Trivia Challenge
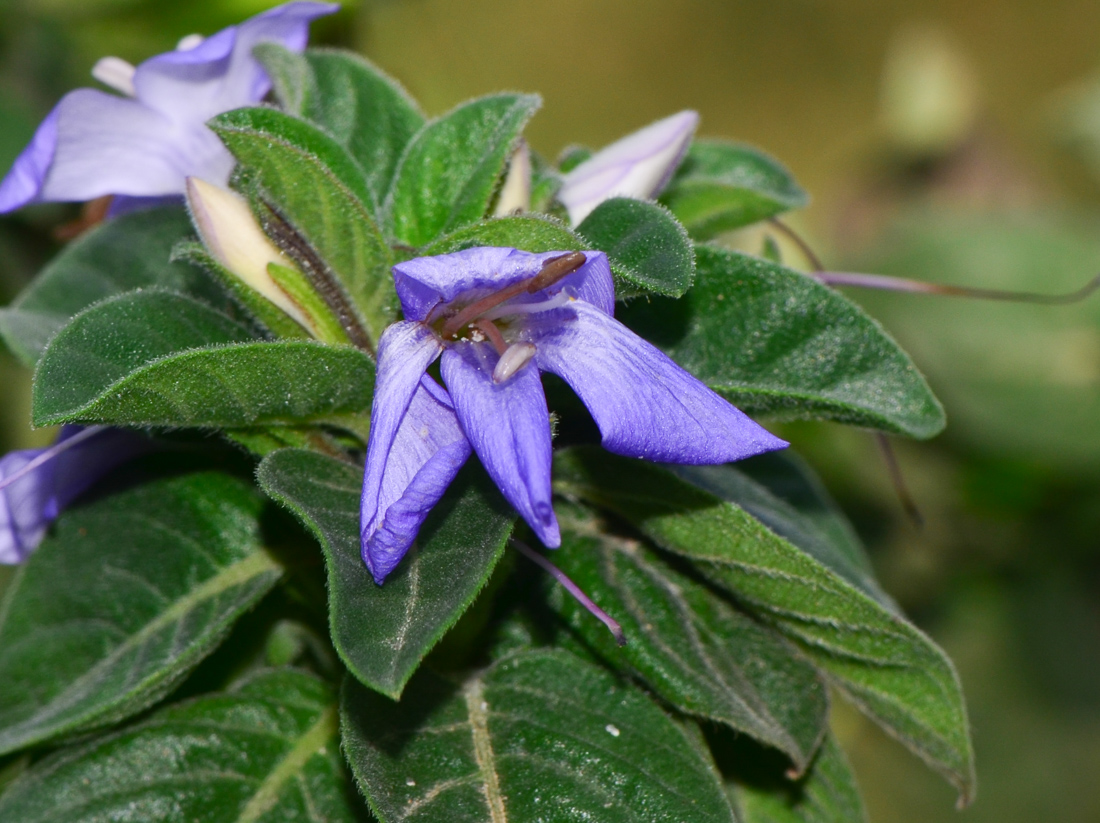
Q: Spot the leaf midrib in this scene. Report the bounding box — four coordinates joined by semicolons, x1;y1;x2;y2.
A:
0;550;281;746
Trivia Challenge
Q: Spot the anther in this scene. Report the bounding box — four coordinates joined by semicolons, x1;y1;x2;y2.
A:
527;252;587;293
493;342;537;383
439;252;588;340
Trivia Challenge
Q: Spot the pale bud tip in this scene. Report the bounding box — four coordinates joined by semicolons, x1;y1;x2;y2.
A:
185;177;311;328
91;57;137;97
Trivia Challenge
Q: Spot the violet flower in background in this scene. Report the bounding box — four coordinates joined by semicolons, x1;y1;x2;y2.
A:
0;1;338;214
557;110;698;225
360;246;787;583
0;427;150;563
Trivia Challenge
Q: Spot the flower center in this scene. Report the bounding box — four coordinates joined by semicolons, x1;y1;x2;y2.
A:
433;252;586;348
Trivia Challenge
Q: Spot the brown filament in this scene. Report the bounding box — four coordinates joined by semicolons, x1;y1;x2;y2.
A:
439;252;587;339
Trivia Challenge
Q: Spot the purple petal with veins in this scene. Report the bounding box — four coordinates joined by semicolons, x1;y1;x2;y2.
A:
360;245;785;581
0;1;337;213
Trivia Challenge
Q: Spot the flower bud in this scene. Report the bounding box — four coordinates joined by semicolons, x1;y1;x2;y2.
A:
493;139;531;216
558;110;699;225
185;177;311;328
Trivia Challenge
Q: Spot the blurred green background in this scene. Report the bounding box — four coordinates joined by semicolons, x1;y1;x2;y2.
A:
3;1;1100;819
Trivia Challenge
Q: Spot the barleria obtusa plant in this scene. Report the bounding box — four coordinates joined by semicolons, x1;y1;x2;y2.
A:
0;2;1002;820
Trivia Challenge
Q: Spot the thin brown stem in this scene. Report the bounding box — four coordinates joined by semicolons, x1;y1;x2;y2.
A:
816;270;1100;305
768;217;825;272
875;433;924;528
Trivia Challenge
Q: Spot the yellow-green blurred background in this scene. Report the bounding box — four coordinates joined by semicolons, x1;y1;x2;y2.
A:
3;1;1100;819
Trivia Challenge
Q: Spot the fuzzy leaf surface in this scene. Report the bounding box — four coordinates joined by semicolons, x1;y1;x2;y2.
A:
661;140;808;239
257;45;424;213
32;290;375;428
552;505;828;773
257;449;514;699
0;669;357;822
0;472;282;756
342;649;737;823
620;246;945;438
211;106;395;346
0;208;219;367
385;94;541;246
576;196;695;297
554;447;975;802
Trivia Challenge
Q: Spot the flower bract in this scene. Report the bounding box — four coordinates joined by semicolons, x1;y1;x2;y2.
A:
360;246;788;583
0;1;338;214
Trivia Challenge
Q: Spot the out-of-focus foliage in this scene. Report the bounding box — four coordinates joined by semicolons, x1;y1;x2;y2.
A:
1;2;1099;822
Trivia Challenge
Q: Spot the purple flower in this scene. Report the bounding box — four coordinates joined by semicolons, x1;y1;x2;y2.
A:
0;427;150;563
558;110;698;225
0;1;338;214
360;247;787;583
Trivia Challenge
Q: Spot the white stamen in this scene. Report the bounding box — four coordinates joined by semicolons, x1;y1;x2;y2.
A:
177;34;205;52
91;57;137;97
480;289;575;322
492;342;537;384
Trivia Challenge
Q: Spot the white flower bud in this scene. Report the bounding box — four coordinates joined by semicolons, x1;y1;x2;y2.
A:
493;139;532;217
558;110;699;225
185;177;311;328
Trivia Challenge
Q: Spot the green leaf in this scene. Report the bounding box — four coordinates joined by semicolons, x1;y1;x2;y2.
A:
256;45;426;215
675;455;894;609
256;449;515;699
620;246;945;438
661;140;808;239
424;214;584;256
552;504;828;772
385;93;541;246
32;290;375;428
0;472;282;756
733;735;867;823
576;196;695;297
210;106;395;347
0;207;220;367
554;447;975;803
342;649;737;823
0;669;358;822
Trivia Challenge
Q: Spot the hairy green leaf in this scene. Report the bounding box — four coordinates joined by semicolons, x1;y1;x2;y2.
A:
0;669;357;822
661;140;808;239
555;447;975;802
620;246;945;438
211;106;395;347
0;208;219;367
258;45;425;214
576;196;695;297
552;504;828;772
32;290;375;428
0;472;282;756
342;649;737;823
385;94;541;246
257;449;515;699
